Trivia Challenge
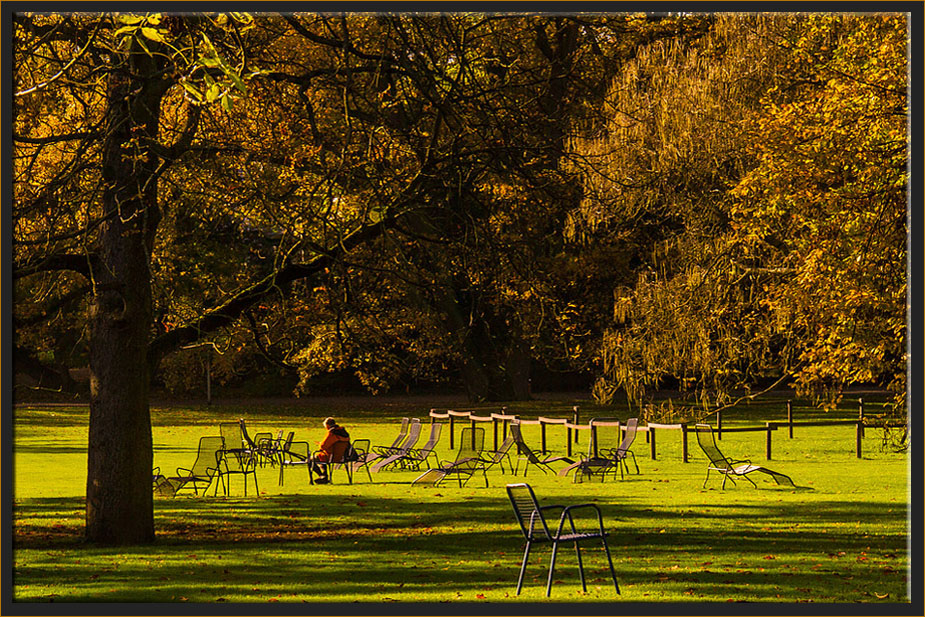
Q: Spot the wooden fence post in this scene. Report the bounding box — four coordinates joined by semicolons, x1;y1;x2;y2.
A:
716;410;723;440
649;426;656;460
858;398;865;438
540;420;548;454
856;421;863;459
787;400;793;438
682;424;689;463
573;406;580;443
449;414;455;450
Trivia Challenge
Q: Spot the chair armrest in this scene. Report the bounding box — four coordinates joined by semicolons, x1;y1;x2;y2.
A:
555;503;607;538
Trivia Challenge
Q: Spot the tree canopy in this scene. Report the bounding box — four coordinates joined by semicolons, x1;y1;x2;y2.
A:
10;11;909;544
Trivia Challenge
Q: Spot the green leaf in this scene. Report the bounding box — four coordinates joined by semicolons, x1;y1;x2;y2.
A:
220;94;233;111
205;83;221;103
117;14;145;25
140;27;165;43
227;71;247;95
180;80;203;102
113;25;138;38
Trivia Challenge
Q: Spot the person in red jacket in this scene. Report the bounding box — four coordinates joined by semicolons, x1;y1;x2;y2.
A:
312;417;350;484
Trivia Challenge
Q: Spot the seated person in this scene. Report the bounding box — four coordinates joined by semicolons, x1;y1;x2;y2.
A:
312;417;350;484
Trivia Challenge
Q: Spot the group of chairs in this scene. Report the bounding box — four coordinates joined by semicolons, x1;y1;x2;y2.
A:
153;413;794;499
152;419;373;498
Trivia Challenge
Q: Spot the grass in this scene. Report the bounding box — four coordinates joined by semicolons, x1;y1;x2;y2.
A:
10;394;913;606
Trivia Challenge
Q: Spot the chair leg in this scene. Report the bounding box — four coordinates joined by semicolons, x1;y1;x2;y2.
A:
516;542;531;595
601;538;620;594
574;541;587;592
546;542;559;597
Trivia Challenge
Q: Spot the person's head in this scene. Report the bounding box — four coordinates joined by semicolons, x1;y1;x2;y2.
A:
323;417;337;429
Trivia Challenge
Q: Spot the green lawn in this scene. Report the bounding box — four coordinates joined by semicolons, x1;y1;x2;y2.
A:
11;397;912;604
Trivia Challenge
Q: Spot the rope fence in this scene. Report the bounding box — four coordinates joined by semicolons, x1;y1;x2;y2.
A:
426;399;905;461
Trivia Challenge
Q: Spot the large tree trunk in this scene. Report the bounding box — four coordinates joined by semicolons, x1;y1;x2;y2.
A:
85;50;166;545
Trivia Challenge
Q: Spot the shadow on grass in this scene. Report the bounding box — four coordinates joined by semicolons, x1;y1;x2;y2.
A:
12;491;909;604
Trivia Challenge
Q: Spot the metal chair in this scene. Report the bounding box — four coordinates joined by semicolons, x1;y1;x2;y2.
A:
165;435;223;496
278;440;311;486
694;423;795;489
312;439;353;485
372;417;413;457
509;420;574;476
215;434;259;496
379;421;442;471
411;426;488;488
370;420;423;472
480;429;516;474
574;417;640;482
345;439;373;482
506;483;619;597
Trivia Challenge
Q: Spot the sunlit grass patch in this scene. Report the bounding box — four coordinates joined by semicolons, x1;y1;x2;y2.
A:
12;399;911;604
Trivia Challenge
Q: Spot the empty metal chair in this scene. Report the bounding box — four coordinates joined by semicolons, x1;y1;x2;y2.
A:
506;483;619;597
694;423;795;489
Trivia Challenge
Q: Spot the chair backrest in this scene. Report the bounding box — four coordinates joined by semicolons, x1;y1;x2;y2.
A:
456;426;485;460
285;441;310;461
239;419;256;448
418;422;443;452
281;430;295;452
388;418;411;449
397;419;423;453
487;430;516;462
328;439;352;463
694;424;730;466
588;417;621;458
345;439;369;462
506;483;551;541
616;418;639;454
219;422;243;450
192;436;224;475
509;421;542;463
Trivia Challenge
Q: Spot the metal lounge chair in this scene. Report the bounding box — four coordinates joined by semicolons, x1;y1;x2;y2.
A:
509;420;574;476
411;426;488;487
370;419;423;472
219;421;244;451
165;435;224;496
694;423;795;489
480;428;516;474
574;417;639;482
506;483;619;597
383;422;443;471
573;417;621;483
372;417;412;457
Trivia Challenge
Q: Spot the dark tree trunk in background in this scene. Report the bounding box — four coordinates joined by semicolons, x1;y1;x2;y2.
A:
85;51;166;545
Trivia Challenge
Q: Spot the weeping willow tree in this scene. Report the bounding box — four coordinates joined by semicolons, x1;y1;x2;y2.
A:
569;13;908;428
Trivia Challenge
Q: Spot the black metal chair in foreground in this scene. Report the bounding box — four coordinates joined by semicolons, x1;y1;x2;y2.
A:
412;426;488;487
694;423;795;489
506;483;619;597
509;420;574;476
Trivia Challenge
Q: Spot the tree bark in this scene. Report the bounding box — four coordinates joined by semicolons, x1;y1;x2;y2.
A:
85;50;166;545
